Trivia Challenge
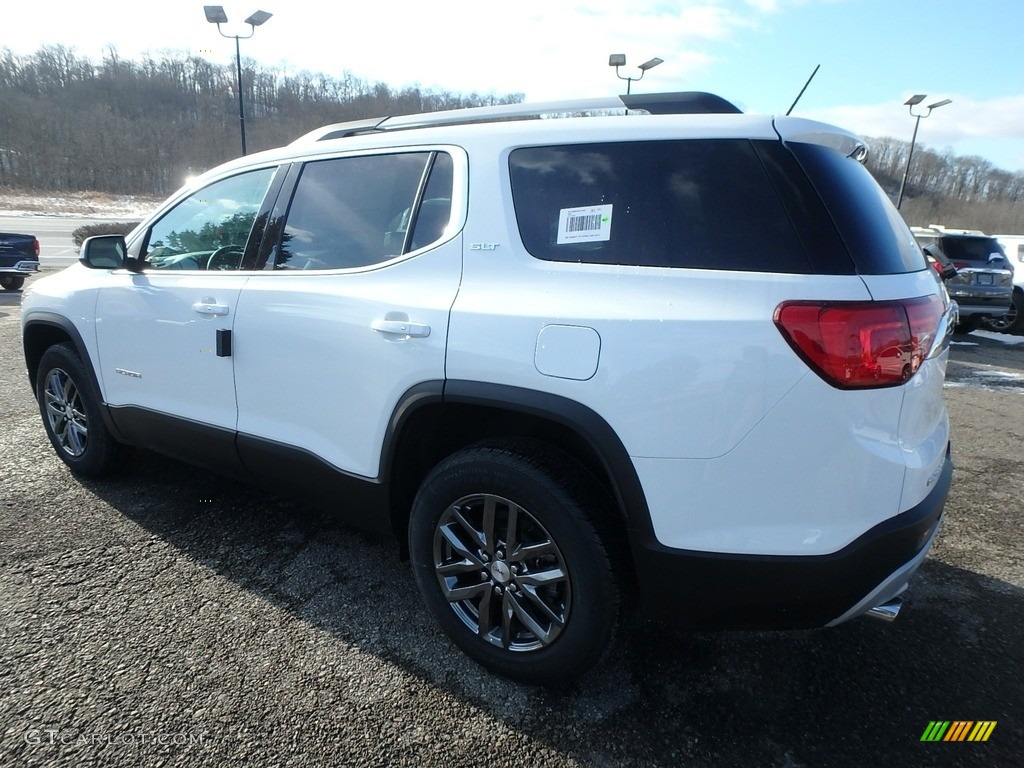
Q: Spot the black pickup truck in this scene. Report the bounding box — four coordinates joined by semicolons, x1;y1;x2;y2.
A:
0;232;40;291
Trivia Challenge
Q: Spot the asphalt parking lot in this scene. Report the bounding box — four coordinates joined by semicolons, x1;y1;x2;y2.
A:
1;276;1021;768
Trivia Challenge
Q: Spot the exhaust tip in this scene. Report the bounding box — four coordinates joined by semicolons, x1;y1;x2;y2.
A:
866;597;903;622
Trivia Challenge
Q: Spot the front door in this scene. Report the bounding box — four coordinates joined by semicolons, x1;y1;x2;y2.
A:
94;168;277;451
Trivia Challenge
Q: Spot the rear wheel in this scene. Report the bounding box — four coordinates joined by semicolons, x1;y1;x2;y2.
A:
36;344;119;476
983;290;1024;335
408;441;621;686
1;275;25;291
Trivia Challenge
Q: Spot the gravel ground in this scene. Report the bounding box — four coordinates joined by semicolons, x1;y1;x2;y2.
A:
1;278;1022;768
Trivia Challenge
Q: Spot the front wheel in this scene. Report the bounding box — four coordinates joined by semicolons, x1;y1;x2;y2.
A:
0;275;25;291
408;441;622;686
36;343;119;476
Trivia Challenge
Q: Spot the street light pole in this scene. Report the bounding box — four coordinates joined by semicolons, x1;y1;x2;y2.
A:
608;54;663;95
204;5;273;157
234;34;245;155
896;94;952;210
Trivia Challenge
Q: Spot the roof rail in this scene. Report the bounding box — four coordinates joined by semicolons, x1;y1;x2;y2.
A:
291;91;742;144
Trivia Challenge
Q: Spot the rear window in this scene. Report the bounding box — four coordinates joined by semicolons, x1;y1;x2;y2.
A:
940;236;1006;263
787;142;926;275
509;140;816;272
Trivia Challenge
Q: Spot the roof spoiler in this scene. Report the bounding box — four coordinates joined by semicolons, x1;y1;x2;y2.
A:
620;92;742;115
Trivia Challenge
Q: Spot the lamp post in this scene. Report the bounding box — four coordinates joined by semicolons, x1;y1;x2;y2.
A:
896;94;952;210
608;54;663;95
204;5;273;156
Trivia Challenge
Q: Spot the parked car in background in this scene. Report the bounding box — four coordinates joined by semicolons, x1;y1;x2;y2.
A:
911;225;1013;334
0;231;40;291
987;234;1024;334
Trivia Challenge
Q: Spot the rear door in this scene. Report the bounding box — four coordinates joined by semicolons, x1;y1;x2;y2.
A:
232;148;463;481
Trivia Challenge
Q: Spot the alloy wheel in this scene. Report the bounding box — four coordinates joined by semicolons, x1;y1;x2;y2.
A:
432;493;571;652
42;368;88;457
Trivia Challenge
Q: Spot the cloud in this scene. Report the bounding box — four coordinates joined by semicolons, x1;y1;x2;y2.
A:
798;93;1024;171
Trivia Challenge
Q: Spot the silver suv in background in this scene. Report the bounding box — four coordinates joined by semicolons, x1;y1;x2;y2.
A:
911;225;1014;333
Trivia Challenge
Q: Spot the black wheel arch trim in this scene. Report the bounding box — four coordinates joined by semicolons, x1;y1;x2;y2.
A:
22;312;128;443
382;379;654;536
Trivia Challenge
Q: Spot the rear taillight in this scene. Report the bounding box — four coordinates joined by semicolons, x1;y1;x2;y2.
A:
33;238;40;257
774;295;943;389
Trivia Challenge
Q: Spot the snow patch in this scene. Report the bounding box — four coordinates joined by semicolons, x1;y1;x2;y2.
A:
0;192;160;219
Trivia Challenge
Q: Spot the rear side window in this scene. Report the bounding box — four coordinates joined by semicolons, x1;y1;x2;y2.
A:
787;142;926;275
274;151;451;270
509;140;813;272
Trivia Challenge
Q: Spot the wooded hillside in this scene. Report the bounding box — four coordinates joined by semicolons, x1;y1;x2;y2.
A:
0;46;520;196
864;136;1024;233
1;45;1022;232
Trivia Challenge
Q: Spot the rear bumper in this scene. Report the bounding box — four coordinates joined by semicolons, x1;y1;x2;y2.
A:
0;259;40;275
953;298;1011;318
630;445;953;628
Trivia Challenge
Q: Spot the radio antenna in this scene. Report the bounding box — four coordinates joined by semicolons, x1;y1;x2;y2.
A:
786;64;820;115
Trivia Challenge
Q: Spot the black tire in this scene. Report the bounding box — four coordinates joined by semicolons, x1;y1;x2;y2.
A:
408;441;622;687
982;289;1024;335
36;343;119;476
1;275;25;291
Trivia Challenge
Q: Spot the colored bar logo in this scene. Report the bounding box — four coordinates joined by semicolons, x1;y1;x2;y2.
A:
920;721;996;742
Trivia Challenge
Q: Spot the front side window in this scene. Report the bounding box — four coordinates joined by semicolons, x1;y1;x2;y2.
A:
143;168;276;270
509;140;811;272
274;151;451;270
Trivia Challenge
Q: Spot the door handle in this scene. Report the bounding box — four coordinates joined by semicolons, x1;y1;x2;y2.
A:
192;301;230;316
372;319;430;338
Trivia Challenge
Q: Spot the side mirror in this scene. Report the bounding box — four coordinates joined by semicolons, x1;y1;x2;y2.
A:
80;234;127;269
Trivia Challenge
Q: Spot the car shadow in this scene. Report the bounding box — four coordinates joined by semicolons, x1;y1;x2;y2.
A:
76;450;1023;766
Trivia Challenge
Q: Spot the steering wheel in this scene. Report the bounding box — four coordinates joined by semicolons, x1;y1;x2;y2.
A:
206;245;244;271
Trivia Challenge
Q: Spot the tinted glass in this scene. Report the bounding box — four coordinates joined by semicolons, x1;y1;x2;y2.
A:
753;142;856;275
788;142;926;275
144;168;275;270
509;140;812;272
940;236;1007;264
408;153;453;252
276;152;432;270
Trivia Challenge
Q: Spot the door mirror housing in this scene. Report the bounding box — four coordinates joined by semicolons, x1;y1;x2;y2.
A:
80;234;128;269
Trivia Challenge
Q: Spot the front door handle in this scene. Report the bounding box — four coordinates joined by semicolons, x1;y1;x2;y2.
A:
192;301;229;316
372;319;430;338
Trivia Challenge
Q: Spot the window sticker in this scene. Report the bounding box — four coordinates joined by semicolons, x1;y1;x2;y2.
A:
556;204;613;244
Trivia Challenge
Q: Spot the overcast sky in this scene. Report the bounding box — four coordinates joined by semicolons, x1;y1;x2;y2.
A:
5;0;1023;172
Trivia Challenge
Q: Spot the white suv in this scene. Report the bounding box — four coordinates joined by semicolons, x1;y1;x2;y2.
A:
21;93;955;686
